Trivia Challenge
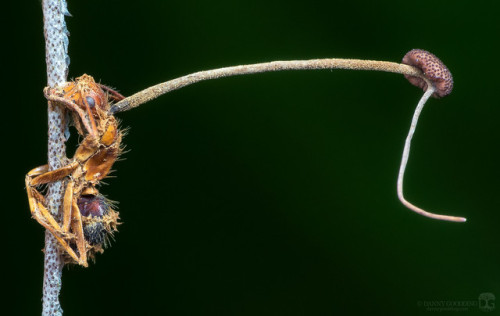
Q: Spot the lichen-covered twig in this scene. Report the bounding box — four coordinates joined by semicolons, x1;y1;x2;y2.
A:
42;0;71;315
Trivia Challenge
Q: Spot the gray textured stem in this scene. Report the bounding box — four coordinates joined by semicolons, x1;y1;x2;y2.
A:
42;0;70;315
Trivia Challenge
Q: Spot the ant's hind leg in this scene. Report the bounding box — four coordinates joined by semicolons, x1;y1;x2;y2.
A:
25;165;87;266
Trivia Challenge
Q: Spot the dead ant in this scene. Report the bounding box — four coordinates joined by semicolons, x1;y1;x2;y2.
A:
27;50;466;267
26;74;124;267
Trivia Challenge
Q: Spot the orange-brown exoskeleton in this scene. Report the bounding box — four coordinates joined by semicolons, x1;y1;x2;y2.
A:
26;74;125;267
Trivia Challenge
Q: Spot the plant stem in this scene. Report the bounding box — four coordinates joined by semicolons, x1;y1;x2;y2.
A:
42;0;70;315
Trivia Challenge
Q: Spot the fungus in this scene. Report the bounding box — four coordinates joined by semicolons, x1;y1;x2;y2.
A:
397;49;465;222
108;53;466;222
402;49;453;98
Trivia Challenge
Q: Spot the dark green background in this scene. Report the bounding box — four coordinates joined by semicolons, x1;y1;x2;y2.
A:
6;0;500;315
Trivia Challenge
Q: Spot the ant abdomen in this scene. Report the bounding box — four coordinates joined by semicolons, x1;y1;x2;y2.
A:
77;194;119;247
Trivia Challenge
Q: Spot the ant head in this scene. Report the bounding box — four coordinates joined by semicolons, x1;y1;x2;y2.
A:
63;74;109;114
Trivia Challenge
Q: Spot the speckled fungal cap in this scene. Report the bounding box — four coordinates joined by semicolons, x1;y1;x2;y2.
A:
402;49;453;98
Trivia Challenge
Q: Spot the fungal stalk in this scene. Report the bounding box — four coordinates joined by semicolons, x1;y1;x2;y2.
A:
397;85;465;222
111;50;466;222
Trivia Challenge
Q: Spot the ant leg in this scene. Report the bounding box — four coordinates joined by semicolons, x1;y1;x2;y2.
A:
61;180;74;232
26;166;87;266
30;161;78;186
71;199;87;266
26;169;66;237
43;87;96;136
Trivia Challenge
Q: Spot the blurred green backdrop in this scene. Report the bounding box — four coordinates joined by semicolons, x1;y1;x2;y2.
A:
6;0;500;315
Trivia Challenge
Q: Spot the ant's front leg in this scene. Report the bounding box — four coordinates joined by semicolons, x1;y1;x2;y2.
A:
43;86;97;137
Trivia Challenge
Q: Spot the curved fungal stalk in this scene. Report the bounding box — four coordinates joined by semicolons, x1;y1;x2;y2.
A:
396;85;466;222
109;50;465;222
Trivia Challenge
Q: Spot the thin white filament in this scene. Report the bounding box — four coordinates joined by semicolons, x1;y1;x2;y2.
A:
397;86;466;222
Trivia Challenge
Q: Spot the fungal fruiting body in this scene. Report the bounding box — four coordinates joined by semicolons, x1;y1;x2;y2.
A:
402;49;453;98
107;51;464;222
398;49;466;222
